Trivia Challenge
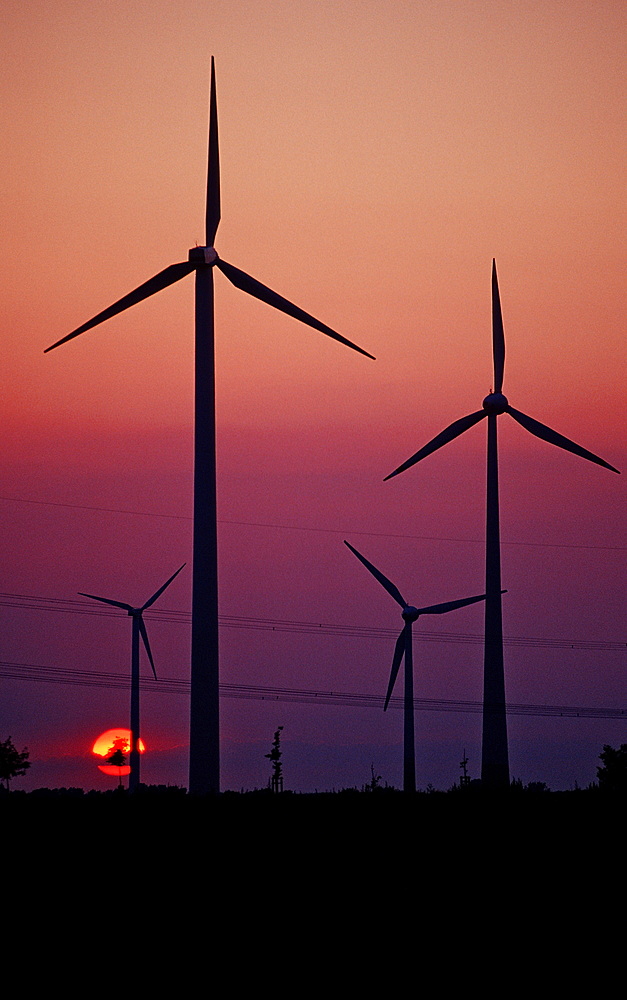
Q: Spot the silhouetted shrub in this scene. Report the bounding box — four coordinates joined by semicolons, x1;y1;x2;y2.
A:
597;744;627;793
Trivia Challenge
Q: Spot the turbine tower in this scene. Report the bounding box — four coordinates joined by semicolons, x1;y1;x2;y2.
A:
80;564;186;792
344;540;489;792
45;59;374;794
385;260;619;788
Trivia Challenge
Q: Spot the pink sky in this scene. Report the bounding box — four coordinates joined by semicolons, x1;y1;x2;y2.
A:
0;1;624;791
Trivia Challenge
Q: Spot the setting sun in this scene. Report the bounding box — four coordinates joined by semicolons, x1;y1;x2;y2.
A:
93;729;146;777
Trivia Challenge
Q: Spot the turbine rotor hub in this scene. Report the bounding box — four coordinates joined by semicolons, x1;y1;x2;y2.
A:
402;605;419;622
482;391;509;414
188;246;218;265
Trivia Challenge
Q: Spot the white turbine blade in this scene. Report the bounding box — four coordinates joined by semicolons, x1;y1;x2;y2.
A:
205;56;220;247
492;259;505;393
215;257;375;359
344;541;406;608
507;406;619;473
78;592;132;612
384;628;407;712
44;262;196;352
141;563;187;611
384;411;487;481
416;592;495;616
138;616;157;680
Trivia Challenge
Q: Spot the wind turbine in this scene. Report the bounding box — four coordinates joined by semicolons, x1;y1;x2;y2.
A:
80;564;186;792
385;260;619;789
45;59;374;794
344;540;490;793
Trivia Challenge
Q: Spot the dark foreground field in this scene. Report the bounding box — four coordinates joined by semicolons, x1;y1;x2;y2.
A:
4;785;619;968
4;783;621;861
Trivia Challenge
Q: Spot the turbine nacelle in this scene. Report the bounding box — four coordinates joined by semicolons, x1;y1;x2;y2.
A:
402;605;420;622
189;246;219;265
482;391;509;414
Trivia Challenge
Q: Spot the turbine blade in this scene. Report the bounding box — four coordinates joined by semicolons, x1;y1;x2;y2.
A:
206;56;220;246
215;258;375;359
492;259;505;393
44;262;196;352
384;628;407;712
78;592;132;612
507;406;620;474
141;563;187;611
344;540;406;608
416;592;491;616
138;616;157;680
384;410;486;481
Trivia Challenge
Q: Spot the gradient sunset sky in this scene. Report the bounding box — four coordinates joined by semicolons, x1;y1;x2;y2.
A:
1;0;624;791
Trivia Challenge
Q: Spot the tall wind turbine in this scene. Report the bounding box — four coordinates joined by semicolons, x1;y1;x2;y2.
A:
80;564;186;792
45;59;374;794
344;540;489;792
385;260;619;788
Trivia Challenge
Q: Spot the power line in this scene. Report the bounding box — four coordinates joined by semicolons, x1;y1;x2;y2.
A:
0;494;624;551
0;591;623;651
0;495;190;521
1;659;624;721
220;519;626;552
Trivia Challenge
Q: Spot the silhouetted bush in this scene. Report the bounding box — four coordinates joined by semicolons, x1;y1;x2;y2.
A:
597;744;627;793
0;736;30;790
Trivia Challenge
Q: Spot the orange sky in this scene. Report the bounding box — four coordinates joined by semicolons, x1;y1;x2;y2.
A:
0;1;624;791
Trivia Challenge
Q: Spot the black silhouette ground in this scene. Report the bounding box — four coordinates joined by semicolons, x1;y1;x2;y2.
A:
4;783;618;975
3;782;621;867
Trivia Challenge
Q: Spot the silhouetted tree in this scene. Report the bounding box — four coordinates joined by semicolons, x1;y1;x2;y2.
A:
106;747;127;788
597;744;627;793
105;736;128;758
459;749;470;787
363;763;382;792
265;726;284;793
0;736;31;790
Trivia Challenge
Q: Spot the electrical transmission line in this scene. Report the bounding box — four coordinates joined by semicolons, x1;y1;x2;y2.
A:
1;659;623;721
0;592;622;652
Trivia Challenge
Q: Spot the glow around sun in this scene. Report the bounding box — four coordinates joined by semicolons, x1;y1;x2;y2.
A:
92;728;145;777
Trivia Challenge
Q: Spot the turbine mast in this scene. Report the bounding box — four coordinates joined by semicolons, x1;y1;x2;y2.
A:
189;260;219;794
129;612;141;792
403;625;416;794
482;412;509;787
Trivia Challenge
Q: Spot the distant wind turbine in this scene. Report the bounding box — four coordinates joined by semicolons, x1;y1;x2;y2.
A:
45;59;374;794
80;564;185;792
344;540;490;793
385;260;619;788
